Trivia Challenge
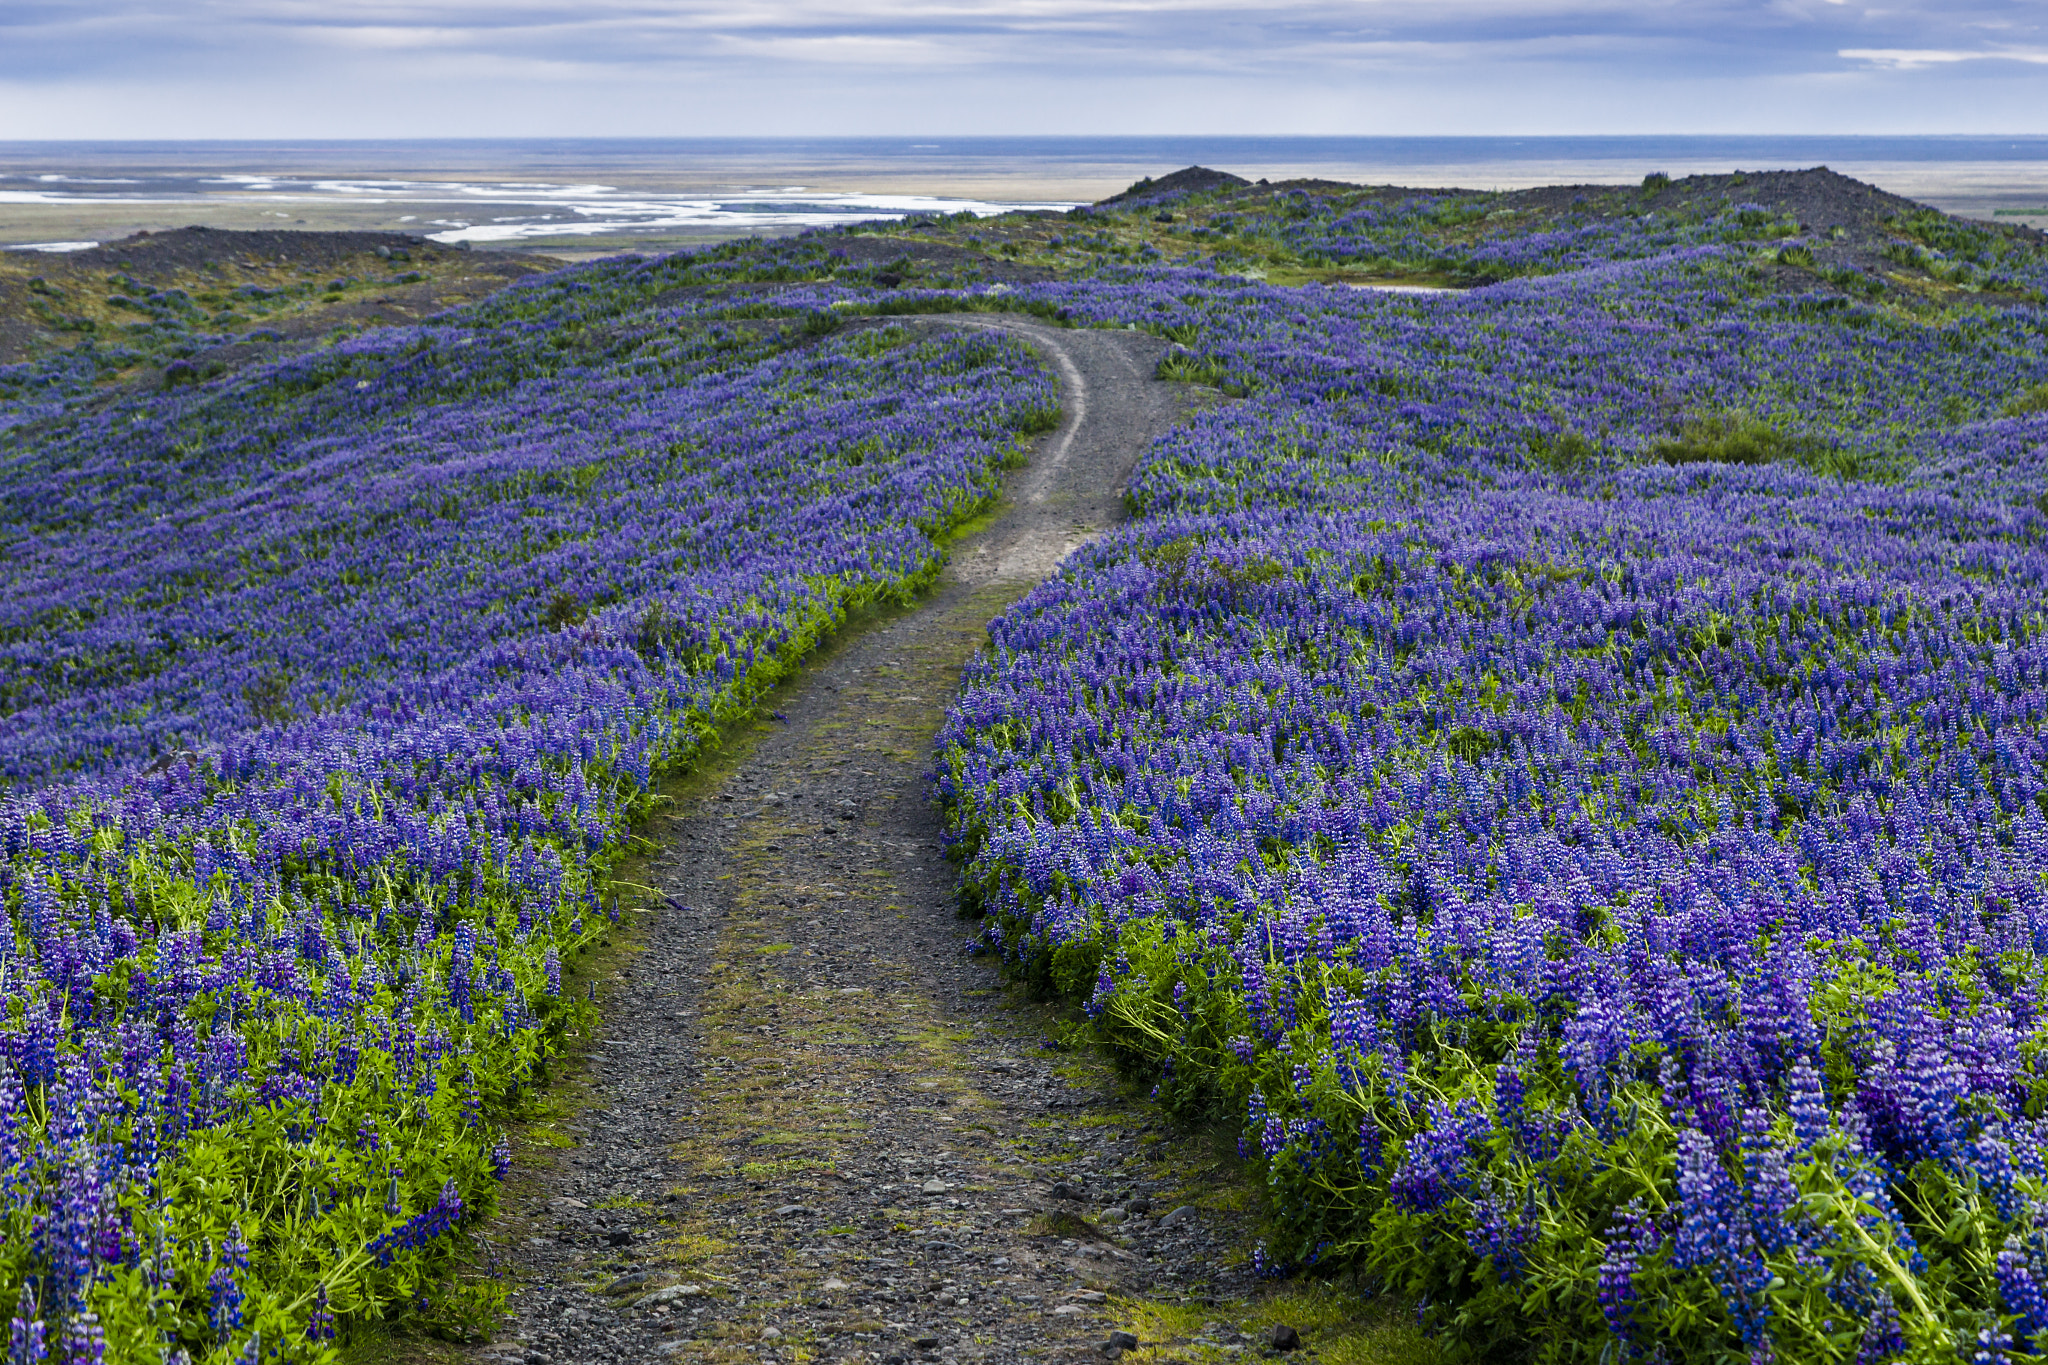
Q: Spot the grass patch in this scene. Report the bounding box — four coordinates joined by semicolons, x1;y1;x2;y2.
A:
1646;410;1892;480
1027;1210;1104;1239
1111;1285;1439;1365
2004;381;2048;416
663;1229;735;1272
1650;411;1817;466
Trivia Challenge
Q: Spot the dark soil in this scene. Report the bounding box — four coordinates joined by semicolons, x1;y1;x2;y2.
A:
454;320;1282;1365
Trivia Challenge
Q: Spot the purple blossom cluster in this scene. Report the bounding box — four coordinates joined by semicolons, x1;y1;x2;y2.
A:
1037;252;2041;468
1267;191;1809;279
364;1182;462;1267
2;303;1051;786
0;263;1053;1359
934;237;2048;1356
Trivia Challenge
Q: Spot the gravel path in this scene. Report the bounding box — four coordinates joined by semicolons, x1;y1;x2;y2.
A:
465;318;1262;1365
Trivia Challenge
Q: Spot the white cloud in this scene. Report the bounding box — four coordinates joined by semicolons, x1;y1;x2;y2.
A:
690;31;975;66
298;24;494;50
1;0;2045;134
1839;46;2048;69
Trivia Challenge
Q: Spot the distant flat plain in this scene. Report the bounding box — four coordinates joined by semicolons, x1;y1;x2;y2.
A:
2;137;2045;259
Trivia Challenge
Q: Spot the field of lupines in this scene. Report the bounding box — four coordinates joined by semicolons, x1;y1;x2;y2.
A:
932;192;2048;1359
0;249;1055;1361
9;166;2048;1363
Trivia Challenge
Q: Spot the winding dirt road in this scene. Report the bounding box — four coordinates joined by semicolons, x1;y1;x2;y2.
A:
460;319;1261;1365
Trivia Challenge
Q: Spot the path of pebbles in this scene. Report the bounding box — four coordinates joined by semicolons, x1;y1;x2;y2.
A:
464;319;1268;1365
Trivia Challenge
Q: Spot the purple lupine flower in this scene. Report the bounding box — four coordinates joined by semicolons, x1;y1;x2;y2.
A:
221;1223;249;1271
1999;1240;2048;1354
1260;1114;1288;1159
1741;1111;1800;1258
1975;1321;2015;1365
1673;1128;1771;1347
1084;965;1115;1020
1388;1099;1490;1215
1250;1242;1287;1279
1464;1180;1534;1283
0;1068;23;1177
1786;1059;1830;1154
9;1288;44;1365
1598;1201;1661;1354
305;1286;336;1343
48;1141;104;1318
58;1315;102;1365
1856;1292;1905;1365
1972;1136;2025;1224
207;1264;243;1346
365;1178;465;1266
449;921;476;1022
1240;1088;1270;1161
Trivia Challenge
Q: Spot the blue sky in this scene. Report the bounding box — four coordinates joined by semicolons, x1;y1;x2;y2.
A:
1;0;2043;138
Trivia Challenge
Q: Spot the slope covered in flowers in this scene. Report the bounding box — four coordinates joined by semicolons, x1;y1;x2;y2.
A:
0;253;1054;1361
1057;165;2048;304
933;197;2048;1359
7;162;2047;1363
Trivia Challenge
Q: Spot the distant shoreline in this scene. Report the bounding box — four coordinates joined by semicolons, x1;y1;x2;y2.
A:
4;134;2046;255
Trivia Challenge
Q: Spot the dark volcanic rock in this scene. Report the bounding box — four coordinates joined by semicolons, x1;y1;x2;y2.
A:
1099;166;1253;206
63;226;530;281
